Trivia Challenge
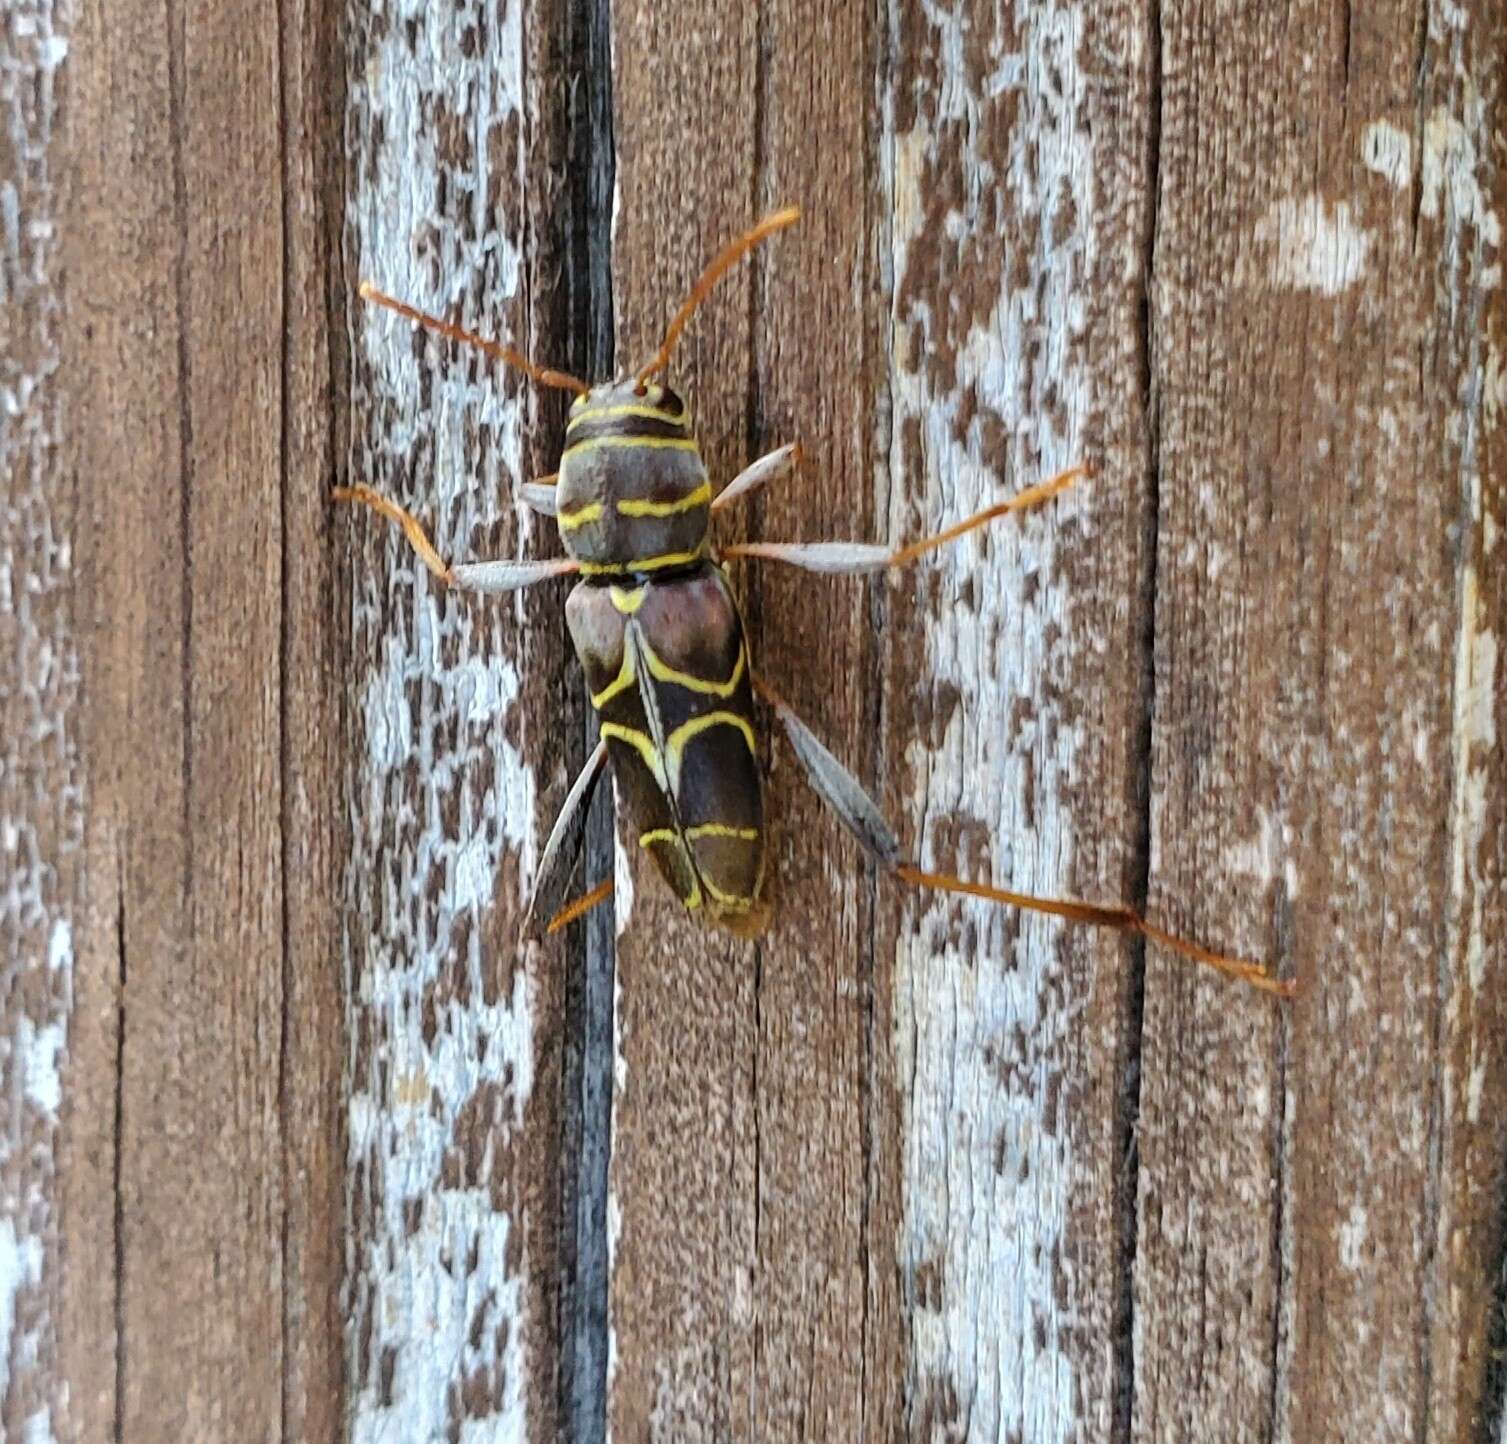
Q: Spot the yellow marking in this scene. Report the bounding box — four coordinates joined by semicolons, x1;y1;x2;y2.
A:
639;823;759;848
617;482;713;519
609;585;646;614
589;650;636;710
579;550;703;577
665;710;757;791
703;878;754;909
561;435;701;460
640;638;746;698
635;828;702;909
566;401;689;431
598;722;667;790
556;500;605;531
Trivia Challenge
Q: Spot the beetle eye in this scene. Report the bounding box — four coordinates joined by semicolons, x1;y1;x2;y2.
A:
659;385;684;414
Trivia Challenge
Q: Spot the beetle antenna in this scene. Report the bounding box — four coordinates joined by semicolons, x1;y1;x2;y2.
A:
636;206;801;386
359;281;591;397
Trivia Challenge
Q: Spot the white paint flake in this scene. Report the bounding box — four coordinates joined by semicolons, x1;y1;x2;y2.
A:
1421;108;1503;258
1252;195;1374;296
346;0;545;1435
1225;807;1299;899
884;0;1091;1436
1361;121;1413;191
1449;564;1496;996
1337;1203;1369;1271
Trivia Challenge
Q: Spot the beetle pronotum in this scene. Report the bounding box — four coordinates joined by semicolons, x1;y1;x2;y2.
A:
339;207;1292;997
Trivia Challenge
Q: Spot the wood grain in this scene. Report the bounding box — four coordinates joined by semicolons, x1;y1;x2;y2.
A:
53;0;294;1434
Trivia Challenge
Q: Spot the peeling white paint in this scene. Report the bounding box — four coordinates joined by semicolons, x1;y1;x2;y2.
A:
1421;109;1503;255
1337;1203;1369;1271
346;0;545;1435
1448;564;1496;996
1361;122;1413;191
2;0;77;1434
884;0;1091;1436
1251;194;1374;296
1225;807;1298;898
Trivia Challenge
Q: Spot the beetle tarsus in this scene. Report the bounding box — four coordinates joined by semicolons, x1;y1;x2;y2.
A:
334;484;455;583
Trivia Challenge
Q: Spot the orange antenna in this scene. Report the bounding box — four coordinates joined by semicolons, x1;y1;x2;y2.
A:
359;281;591;397
635;206;801;385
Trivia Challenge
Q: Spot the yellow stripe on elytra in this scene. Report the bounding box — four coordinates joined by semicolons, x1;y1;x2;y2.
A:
578;550;703;576
635;828;703;909
617;482;713;519
638;822;759;848
665;711;757;792
639;636;746;699
589;650;636;710
702;879;755;909
556;500;605;531
598;721;667;790
561;435;701;460
566;402;689;431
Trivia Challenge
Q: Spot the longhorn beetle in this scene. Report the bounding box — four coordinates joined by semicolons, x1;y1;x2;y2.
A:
338;207;1293;997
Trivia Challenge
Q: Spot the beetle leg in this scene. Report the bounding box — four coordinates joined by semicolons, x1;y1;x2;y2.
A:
519;475;558;516
721;463;1087;575
711;443;802;513
752;671;1293;997
522;737;610;939
546;876;614;935
335;484;578;591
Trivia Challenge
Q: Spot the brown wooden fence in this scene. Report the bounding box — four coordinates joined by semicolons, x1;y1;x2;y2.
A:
4;0;1505;1439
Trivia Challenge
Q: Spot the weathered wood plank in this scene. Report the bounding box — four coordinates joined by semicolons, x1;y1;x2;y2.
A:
875;0;1160;1437
2;2;79;1439
602;11;764;1437
607;0;1159;1438
1133;3;1507;1442
51;0;292;1434
342;0;578;1436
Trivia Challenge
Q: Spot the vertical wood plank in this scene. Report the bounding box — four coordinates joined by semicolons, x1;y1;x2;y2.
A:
602;9;762;1436
2;2;79;1439
607;0;1161;1438
342;0;577;1435
875;0;1160;1437
745;4;883;1434
55;0;294;1432
1133;2;1507;1441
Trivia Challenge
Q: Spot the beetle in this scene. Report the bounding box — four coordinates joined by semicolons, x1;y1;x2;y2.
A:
338;208;1291;996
